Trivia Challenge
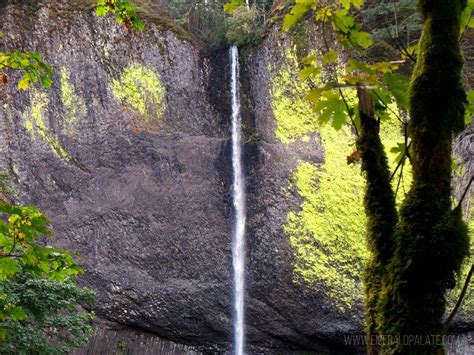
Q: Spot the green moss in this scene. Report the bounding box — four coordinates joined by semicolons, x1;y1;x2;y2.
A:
270;45;319;144
24;90;71;161
60;67;86;134
285;126;368;311
271;42;412;315
111;64;166;119
377;1;470;350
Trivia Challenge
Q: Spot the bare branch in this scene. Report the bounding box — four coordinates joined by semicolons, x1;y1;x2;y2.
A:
445;265;474;326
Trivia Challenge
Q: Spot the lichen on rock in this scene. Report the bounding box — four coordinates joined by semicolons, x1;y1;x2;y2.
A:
269;41;367;311
111;64;166;127
270;45;319;144
60;67;86;134
23;90;72;161
285;126;368;312
271;39;416;314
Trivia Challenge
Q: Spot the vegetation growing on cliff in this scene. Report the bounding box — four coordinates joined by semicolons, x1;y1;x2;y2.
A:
60;68;87;134
0;1;147;351
282;0;473;353
270;43;412;313
0;204;95;352
112;64;166;118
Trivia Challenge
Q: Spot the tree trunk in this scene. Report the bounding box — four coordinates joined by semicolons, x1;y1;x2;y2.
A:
376;0;470;353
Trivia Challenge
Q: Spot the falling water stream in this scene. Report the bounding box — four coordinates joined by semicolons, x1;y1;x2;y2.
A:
230;45;246;355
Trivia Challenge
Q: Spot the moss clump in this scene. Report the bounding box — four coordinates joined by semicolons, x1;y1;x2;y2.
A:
286;125;368;311
60;67;86;134
356;87;398;352
270;45;319;143
271;41;413;315
23;90;71;161
111;64;166;122
273;43;368;311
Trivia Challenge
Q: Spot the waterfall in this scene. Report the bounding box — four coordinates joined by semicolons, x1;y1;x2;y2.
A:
230;45;246;355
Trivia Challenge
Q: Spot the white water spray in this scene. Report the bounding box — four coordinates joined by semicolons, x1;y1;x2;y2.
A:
230;45;246;355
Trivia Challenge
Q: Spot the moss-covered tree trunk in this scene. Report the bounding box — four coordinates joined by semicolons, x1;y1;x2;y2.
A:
376;0;469;353
356;86;398;355
357;1;470;353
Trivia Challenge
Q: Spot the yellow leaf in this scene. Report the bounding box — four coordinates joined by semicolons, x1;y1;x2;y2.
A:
18;78;29;90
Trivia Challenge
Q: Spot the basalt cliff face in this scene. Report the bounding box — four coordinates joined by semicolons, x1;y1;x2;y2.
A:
0;1;472;354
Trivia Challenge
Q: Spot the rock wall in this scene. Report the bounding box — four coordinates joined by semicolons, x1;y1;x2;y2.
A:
0;1;472;354
0;0;237;351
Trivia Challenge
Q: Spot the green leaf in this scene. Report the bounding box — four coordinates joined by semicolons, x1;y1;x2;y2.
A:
96;5;108;17
460;2;474;32
384;73;410;110
313;91;348;130
341;0;364;10
332;9;354;32
300;65;321;81
40;75;53;88
390;143;406;164
322;49;338;64
372;89;393;121
401;44;418;60
223;0;245;14
0;233;10;247
0;258;19;278
283;0;315;31
301;53;317;65
133;19;145;31
350;30;373;48
10;306;27;321
305;87;325;104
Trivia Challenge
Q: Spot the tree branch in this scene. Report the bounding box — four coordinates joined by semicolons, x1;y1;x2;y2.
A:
445;264;474;326
457;175;473;209
389;141;412;182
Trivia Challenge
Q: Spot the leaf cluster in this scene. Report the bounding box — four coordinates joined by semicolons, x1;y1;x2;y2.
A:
0;272;94;354
96;0;145;30
283;0;370;48
283;0;473;166
0;204;84;317
0;203;95;352
0;51;53;91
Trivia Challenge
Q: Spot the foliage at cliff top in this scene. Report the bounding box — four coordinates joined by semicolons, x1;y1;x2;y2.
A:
165;0;269;45
96;0;145;30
